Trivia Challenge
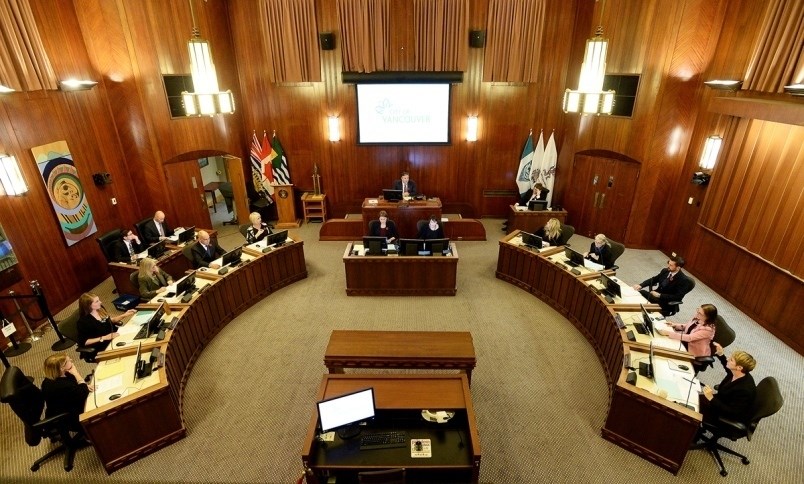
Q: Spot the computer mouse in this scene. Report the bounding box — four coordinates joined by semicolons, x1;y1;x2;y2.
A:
109;394;121;400
678;364;690;371
157;298;165;302
115;342;125;347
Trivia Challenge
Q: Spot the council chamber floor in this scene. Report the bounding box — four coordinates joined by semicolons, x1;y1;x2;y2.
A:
1;219;801;484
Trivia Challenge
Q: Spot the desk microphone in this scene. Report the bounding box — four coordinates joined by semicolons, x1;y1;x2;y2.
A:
92;371;98;409
681;376;697;411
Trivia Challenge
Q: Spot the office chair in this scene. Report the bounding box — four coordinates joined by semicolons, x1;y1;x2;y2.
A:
368;220;380;235
559;224;575;246
239;224;249;240
129;271;143;301
607;239;625;270
182;241;197;263
134;217;151;240
95;229;121;263
218;182;239;226
0;366;83;472
664;278;696;316
56;310;97;363
358;467;406;483
694;316;737;373
416;219;427;236
696;377;783;477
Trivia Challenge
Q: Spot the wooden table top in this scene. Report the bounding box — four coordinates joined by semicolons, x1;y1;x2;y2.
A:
325;330;475;360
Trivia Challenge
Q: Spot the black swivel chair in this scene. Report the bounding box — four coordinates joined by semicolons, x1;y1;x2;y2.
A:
607;239;626;270
96;229;121;263
129;271;143;301
134;217;151;241
0;366;83;472
57;310;97;363
239;224;250;240
416;219;427;237
182;241;197;264
559;224;575;246
696;377;784;476
368;220;380;236
664;278;696;316
358;468;406;484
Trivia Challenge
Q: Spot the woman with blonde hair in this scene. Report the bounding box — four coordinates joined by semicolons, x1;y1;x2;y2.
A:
584;233;612;268
536;218;563;246
137;257;173;300
76;293;135;357
41;353;92;433
245;212;272;244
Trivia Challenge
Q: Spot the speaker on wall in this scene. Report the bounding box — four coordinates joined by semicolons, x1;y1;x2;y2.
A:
469;30;486;48
92;172;112;186
320;32;336;51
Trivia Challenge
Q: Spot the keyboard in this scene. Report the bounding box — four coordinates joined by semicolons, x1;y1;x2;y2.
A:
133;325;149;340
565;259;580;267
359;431;408;450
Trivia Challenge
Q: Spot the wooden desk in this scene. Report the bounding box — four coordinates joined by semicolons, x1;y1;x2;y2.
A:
496;231;699;474
107;228;216;295
203;182;220;211
343;242;458;296
81;239;307;473
301;374;481;484
505;206;567;234
362;198;442;239
324;330;476;384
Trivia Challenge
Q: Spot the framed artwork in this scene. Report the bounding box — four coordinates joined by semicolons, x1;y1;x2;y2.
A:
32;141;97;246
198;157;209;168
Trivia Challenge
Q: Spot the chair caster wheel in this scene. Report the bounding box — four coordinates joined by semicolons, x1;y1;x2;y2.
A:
741;457;750;465
720;470;728;477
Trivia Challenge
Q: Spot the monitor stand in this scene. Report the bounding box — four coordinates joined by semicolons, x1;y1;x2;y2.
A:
336;424;362;440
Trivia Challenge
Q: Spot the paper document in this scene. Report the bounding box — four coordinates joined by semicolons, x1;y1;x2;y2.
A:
96;374;124;394
620;285;640;298
167;235;179;242
136;250;148;260
96;360;125;380
117;324;142;336
584;259;605;271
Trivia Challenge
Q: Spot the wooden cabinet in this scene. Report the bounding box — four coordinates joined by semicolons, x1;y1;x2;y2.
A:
301;193;327;223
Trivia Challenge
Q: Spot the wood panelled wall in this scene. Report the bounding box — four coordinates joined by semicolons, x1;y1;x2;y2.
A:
0;0;800;354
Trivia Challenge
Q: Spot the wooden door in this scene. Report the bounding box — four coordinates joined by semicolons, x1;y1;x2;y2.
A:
564;152;640;242
223;156;249;224
164;160;212;230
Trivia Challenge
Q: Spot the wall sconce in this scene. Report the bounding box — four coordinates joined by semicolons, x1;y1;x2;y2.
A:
58;79;98;91
699;135;722;170
0;154;28;195
328;116;341;142
466;116;478;142
703;80;743;92
0;84;14;93
783;83;804;96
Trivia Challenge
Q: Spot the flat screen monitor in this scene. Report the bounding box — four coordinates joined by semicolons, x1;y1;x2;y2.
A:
144;302;165;338
362;236;387;256
221;247;242;267
147;240;166;259
528;200;548;211
317;387;376;433
175;271;196;296
600;273;622;298
178;226;196;244
382;189;403;201
356;83;451;144
521;232;543;249
640;304;655;337
398;238;424;256
133;341;143;383
424;238;449;256
265;230;288;247
564;247;585;266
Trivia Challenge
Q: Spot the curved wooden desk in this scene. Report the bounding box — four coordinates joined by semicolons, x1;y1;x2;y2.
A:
82;240;307;473
496;231;700;474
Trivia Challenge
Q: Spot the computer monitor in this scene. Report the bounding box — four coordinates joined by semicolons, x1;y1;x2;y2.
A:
382;189;403;201
398;238;424;256
528;200;548;211
639;341;655;379
265;230;288;248
221;247;243;267
564;246;585;267
144;302;165;338
640;304;655;337
177;226;196;244
521;232;543;249
133;342;143;383
175;271;196;296
317;387;375;437
424;238;449;256
147;240;167;259
600;273;621;298
362;236;387;256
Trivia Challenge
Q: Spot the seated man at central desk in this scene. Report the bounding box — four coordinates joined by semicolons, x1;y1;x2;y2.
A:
191;230;224;269
113;228;144;263
141;211;173;245
392;171;417;198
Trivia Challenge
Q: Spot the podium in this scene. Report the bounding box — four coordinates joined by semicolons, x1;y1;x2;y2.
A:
274;184;301;228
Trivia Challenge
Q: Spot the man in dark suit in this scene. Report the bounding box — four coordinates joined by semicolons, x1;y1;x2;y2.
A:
632;256;692;315
518;182;550;206
141;211;173;245
113;228;145;263
190;230;224;269
392;172;417;198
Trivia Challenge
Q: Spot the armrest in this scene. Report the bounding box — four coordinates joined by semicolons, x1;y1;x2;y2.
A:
32;411;70;431
695;356;715;366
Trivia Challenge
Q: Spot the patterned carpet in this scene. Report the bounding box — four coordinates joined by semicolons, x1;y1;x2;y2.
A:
0;219;801;484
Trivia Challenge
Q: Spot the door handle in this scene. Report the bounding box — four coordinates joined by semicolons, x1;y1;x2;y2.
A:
594;192;601;208
599;193;606;208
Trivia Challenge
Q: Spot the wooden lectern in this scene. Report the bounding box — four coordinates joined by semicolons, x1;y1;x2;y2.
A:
273;184;301;228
